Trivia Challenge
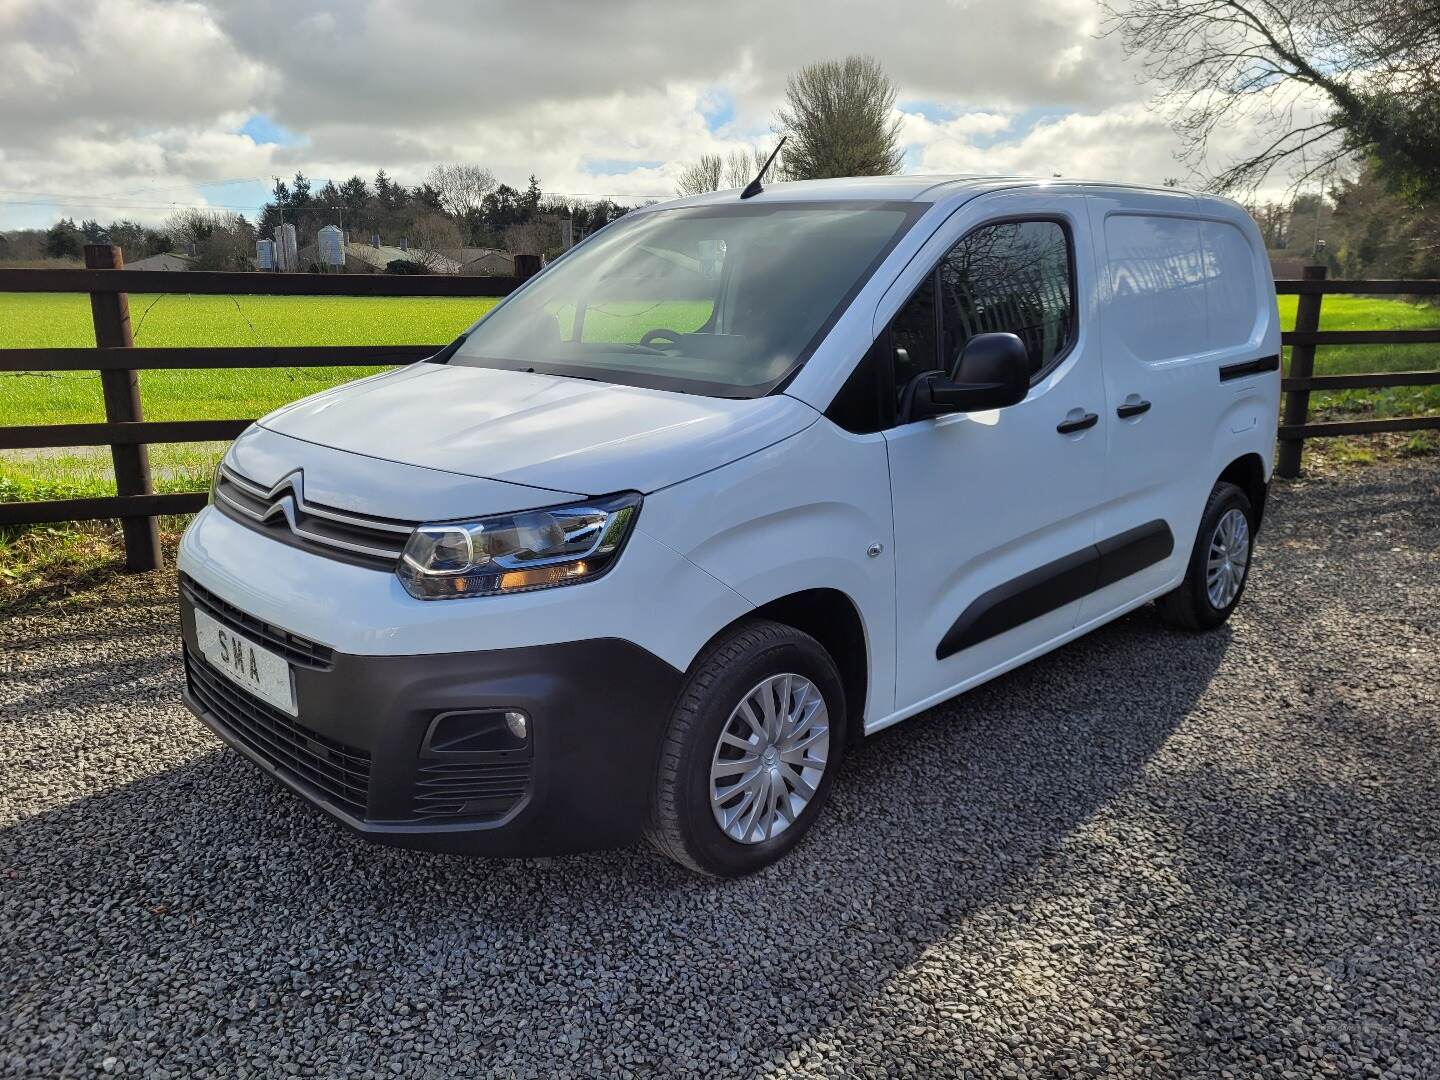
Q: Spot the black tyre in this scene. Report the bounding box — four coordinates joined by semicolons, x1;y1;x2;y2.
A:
1156;481;1255;631
645;620;846;877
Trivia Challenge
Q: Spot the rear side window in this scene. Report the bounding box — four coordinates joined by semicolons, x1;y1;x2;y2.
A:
939;220;1074;379
1201;220;1261;350
1104;214;1207;362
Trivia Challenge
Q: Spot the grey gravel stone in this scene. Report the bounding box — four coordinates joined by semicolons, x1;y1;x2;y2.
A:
1;459;1438;1078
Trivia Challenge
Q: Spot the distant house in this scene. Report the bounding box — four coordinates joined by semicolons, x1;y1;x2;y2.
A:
125;251;197;272
339;241;462;275
1269;256;1310;280
455;247;515;276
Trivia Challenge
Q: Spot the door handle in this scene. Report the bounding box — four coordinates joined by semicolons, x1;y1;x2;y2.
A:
1056;412;1099;435
1116;399;1152;419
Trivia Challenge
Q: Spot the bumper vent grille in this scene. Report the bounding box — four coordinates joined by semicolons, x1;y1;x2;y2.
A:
411;760;532;821
213;465;414;571
186;648;371;818
181;575;333;669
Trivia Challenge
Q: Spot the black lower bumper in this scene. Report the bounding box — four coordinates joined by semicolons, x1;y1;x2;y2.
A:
178;578;684;856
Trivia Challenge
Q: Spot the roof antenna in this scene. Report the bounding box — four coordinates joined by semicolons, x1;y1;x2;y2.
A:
741;136;788;200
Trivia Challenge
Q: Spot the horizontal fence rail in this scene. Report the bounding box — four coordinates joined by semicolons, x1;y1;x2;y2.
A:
0;267;525;297
1;250;1437;567
1276;278;1440;296
0;345;445;372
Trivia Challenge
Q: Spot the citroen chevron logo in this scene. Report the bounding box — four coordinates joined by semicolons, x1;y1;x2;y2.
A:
258;471;305;532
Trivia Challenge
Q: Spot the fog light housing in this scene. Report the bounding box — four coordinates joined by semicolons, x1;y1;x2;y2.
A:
424;709;532;755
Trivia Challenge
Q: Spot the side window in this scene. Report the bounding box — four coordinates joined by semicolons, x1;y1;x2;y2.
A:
1103;214;1206;363
938;220;1074;379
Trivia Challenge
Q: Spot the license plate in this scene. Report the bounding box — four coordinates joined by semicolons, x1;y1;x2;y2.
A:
194;608;297;716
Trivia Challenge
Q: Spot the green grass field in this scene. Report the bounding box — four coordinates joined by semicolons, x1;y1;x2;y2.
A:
1274;294;1440;420
0;292;495;424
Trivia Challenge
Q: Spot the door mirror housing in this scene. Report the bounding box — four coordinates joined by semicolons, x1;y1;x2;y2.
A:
900;332;1031;421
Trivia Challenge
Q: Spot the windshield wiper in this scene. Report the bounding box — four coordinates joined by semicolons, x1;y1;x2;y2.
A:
425;332;470;364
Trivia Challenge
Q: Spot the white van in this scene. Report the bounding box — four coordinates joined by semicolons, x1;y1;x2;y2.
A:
179;176;1280;875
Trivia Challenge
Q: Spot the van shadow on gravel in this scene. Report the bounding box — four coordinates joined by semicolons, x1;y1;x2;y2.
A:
0;603;1225;1075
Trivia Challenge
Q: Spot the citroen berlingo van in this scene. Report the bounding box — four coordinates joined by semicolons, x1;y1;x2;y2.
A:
179;175;1280;876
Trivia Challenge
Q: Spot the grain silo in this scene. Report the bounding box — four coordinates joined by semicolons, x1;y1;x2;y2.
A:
274;223;297;272
318;225;344;268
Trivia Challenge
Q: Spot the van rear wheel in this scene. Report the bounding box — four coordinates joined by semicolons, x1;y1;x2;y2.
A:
1157;481;1255;631
646;620;845;877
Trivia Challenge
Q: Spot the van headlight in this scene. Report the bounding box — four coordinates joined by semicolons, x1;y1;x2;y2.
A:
397;493;641;600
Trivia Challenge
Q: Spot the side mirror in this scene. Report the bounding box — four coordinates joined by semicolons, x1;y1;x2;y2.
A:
901;332;1030;421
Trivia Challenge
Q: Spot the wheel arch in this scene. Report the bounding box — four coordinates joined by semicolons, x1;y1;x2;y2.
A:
1218;452;1268;530
696;588;870;747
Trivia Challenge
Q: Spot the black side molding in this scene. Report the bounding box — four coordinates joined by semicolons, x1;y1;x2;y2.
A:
1219;354;1279;382
936;520;1174;660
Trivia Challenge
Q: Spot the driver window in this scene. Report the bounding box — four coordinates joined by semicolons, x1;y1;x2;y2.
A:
938;220;1074;379
889;271;939;401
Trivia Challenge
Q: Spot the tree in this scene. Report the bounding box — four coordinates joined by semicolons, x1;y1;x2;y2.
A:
374;170;407;212
290;171;312;205
426;163;497;219
479;184;527;233
105;219;167;259
675;147;783;196
1328;164;1440;278
412;182;444;212
675;154;723;196
724;149;758;188
163;209;254;270
773;55;903;180
522;176;543;215
1102;0;1440;199
339;175;370;216
404;212;464;270
1246;201;1291;249
44;218;82;259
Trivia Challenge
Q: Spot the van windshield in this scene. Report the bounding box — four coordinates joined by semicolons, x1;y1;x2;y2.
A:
447;201;919;397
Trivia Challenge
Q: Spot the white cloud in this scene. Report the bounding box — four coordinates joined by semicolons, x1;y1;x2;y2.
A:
0;0;1297;230
908;104;1189;185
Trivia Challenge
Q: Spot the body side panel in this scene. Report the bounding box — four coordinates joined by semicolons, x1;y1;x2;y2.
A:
637;420;897;725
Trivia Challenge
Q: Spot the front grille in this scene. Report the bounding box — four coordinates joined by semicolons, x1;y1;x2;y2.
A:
213;465;414;571
186;648;371;818
181;575;333;669
411;760;532;821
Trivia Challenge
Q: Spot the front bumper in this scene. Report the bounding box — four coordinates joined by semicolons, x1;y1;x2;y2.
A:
179;577;683;856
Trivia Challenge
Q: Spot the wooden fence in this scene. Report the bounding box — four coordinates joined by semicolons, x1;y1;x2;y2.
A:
1274;266;1440;477
0;244;521;569
1;247;1437;571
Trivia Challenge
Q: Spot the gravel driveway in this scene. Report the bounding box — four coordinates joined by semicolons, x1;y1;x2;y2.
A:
2;460;1437;1079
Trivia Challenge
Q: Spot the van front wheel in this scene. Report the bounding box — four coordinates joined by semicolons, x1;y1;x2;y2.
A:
646;620;845;876
1157;481;1255;631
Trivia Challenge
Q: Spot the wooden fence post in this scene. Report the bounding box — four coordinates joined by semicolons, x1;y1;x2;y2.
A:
1276;264;1327;479
84;243;162;571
